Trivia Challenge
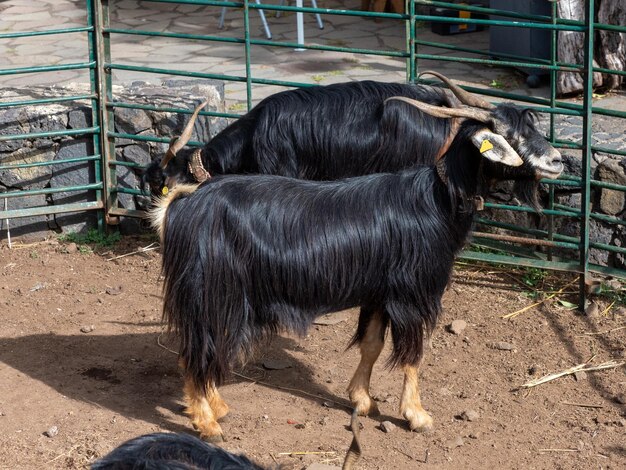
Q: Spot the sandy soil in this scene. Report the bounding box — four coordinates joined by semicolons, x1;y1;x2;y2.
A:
0;237;624;469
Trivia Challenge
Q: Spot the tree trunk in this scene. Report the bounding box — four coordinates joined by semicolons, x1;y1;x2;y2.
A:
597;0;626;90
557;0;625;95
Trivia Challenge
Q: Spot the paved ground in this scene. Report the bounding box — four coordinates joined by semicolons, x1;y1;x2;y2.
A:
1;0;556;107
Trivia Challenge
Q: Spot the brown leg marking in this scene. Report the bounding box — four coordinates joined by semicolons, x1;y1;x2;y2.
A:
183;374;224;442
348;311;384;416
207;384;229;421
400;364;433;432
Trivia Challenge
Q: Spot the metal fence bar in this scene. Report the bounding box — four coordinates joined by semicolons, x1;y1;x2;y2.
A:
579;0;595;308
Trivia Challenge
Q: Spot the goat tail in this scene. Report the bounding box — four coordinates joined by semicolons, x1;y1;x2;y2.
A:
155;183;249;392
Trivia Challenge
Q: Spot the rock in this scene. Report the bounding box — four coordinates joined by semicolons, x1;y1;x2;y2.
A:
65;243;78;254
615;307;626;317
445;436;464;449
313;311;350;326
585;302;600;318
528;364;540;376
262;359;292;370
448;319;467;335
319;416;330;426
44;426;58;438
68;107;91;130
574;371;588;381
105;285;123;296
468;432;481;439
80;325;95;333
596;158;626;215
459;409;480;422
487;341;514;351
0;145;55;189
380;421;396;433
29;282;45;292
123;144;151;167
50;139;98;234
615;393;626;405
115;107;152;135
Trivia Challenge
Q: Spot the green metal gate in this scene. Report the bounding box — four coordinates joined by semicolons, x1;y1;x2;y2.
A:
1;0;625;307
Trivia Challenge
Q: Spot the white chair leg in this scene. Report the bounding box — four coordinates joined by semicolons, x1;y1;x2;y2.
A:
310;0;324;30
255;0;272;39
218;7;227;29
276;0;285;18
219;3;272;39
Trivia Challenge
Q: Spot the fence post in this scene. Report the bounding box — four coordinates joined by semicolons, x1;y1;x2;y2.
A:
243;0;253;111
579;0;595;310
85;0;105;232
92;0;119;226
407;0;416;83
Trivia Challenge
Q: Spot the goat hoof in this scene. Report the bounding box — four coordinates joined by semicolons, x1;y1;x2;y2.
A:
350;391;380;417
404;409;433;433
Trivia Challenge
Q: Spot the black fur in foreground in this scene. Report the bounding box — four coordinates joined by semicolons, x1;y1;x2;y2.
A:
91;432;273;470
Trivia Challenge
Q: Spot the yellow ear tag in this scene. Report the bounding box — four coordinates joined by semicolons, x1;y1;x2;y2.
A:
480;139;494;154
161;186;169;196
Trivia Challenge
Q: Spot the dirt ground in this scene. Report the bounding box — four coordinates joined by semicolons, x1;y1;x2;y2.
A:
0;236;624;470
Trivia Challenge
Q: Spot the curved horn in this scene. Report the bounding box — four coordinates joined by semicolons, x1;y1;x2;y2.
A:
160;100;209;169
385;96;493;122
418;70;495;110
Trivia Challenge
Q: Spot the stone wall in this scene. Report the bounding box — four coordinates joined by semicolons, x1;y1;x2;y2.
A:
0;79;226;239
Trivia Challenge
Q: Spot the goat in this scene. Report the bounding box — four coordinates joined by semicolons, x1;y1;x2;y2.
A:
91;432;273;469
150;94;563;442
146;72;560;210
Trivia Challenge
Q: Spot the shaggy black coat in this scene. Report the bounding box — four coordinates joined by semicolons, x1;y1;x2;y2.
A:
147;81;547;208
91;432;272;470
158;121;514;392
145;81;454;189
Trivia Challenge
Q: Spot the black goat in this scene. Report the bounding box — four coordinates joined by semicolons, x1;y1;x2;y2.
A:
146;72;560;209
91;432;273;470
151;94;563;442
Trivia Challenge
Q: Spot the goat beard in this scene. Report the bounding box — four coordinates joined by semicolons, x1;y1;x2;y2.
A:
513;179;542;212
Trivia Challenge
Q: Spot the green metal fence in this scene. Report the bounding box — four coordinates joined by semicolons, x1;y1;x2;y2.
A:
1;0;625;307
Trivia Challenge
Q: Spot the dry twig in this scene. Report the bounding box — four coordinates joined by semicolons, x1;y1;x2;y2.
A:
276;451;336;456
502;278;577;319
538;448;580;453
521;360;625;389
45;445;80;465
562;401;603;409
577;325;626;337
106;242;159;261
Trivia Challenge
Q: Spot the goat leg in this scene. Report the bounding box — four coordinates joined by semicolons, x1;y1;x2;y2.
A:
347;310;384;416
400;364;433;432
183;374;225;442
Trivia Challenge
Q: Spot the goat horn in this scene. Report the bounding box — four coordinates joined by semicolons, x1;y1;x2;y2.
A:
342;409;362;470
418;70;495;110
385;96;493;122
160;100;209;169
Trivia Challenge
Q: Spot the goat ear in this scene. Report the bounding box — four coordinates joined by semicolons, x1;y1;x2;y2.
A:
471;129;523;167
